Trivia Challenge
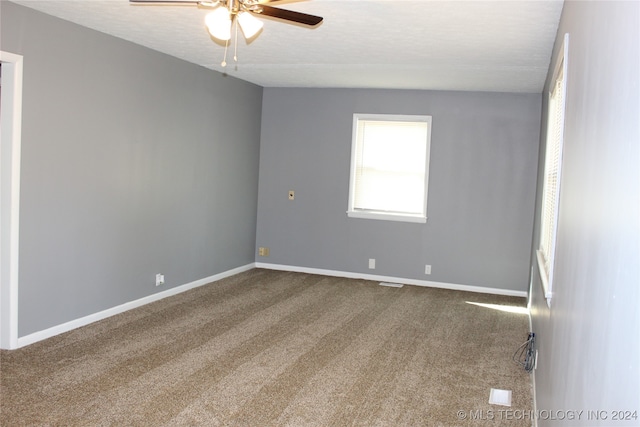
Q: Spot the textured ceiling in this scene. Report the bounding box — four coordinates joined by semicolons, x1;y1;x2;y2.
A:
10;0;564;92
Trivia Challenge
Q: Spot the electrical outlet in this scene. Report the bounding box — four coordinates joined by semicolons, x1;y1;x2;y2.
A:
369;258;376;269
258;247;270;257
155;273;165;287
425;265;432;275
288;190;295;200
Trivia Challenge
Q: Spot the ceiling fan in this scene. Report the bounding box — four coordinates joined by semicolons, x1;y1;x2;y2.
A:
130;0;323;65
130;0;322;66
130;0;323;26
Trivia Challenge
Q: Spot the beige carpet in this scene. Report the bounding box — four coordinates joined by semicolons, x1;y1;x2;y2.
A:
0;269;532;426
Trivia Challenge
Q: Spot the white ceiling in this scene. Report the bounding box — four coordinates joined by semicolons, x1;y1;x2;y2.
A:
11;0;564;92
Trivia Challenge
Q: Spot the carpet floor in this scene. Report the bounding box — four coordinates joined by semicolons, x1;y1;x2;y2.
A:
0;269;533;426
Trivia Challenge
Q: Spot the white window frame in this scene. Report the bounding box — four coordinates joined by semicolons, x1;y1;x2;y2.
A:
347;113;432;223
537;33;569;308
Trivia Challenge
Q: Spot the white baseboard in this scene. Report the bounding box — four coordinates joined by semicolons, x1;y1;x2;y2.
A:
526;267;538;427
16;262;527;349
255;263;528;298
16;263;255;349
531;368;538;427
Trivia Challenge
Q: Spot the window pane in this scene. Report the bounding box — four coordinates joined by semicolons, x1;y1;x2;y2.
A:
350;115;431;219
537;36;567;304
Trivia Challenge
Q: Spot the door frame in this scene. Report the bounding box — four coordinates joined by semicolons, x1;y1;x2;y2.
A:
1;50;23;350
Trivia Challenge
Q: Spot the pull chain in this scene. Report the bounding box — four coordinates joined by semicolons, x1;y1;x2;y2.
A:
221;37;229;67
221;17;239;68
233;17;239;68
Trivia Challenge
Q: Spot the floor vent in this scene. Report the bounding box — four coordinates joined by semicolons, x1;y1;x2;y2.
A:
488;388;512;406
379;282;404;288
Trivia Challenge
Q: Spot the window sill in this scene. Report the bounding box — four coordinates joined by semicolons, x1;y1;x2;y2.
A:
536;250;553;308
347;210;427;224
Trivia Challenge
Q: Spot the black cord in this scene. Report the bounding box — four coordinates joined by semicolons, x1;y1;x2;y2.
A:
513;332;536;372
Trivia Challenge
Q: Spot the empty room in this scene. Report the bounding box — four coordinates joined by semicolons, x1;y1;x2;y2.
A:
1;0;638;426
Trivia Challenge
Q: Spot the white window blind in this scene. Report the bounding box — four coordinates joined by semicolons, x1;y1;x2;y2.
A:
348;114;431;223
537;34;569;305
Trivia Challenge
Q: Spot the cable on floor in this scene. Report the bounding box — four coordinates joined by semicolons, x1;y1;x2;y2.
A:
513;332;535;372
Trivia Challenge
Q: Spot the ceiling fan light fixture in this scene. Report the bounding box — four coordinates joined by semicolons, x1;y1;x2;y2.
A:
205;7;232;41
237;11;263;39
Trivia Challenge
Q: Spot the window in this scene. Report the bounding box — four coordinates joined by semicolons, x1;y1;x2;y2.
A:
347;114;432;223
537;34;569;306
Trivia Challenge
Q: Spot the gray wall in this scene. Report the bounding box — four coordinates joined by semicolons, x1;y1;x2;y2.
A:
529;1;639;425
256;88;541;292
1;2;263;337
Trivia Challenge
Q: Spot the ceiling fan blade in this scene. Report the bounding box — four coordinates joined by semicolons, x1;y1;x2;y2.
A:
256;5;323;26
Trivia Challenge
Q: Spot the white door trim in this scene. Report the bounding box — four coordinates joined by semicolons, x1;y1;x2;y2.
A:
0;50;23;350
